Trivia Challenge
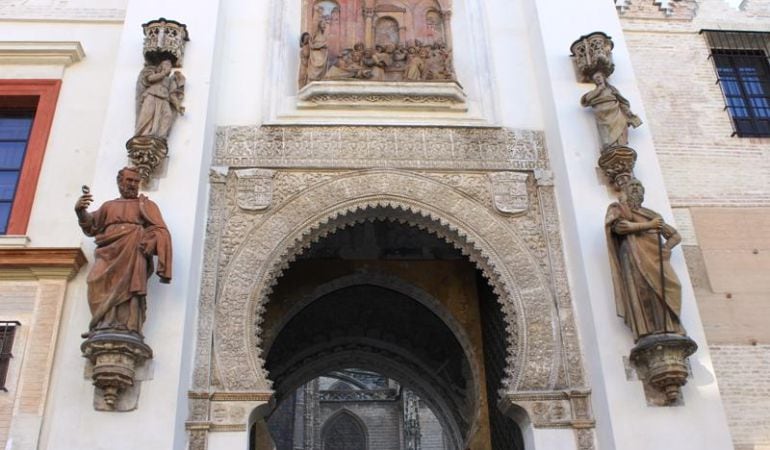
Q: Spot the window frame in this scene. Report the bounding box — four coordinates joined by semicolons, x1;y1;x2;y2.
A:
0;321;21;391
701;29;770;138
0;80;61;235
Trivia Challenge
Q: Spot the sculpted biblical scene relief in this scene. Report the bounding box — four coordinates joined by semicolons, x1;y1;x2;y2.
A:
299;0;455;87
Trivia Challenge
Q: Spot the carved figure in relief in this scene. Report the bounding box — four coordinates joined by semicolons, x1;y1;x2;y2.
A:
298;0;456;85
605;178;684;340
75;167;172;336
325;49;372;79
299;32;311;88
135;59;185;140
580;71;641;151
307;20;330;82
405;47;428;80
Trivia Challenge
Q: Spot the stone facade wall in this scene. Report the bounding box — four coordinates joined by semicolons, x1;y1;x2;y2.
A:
621;2;770;450
709;345;770;450
320;403;402;450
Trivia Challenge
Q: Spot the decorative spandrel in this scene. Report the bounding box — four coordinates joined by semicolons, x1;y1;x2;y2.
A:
126;18;189;182
299;0;456;88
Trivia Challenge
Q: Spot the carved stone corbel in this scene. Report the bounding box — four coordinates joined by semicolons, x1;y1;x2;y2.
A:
81;332;153;411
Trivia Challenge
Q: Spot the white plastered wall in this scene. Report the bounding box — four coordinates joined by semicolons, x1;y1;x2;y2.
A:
38;0;224;449
521;0;734;449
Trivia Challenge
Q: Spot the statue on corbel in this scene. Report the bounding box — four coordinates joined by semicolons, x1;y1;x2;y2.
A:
76;167;173;411
126;18;189;183
571;32;641;189
571;32;698;405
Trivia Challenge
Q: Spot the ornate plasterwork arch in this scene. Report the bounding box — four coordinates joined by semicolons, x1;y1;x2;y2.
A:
212;169;561;394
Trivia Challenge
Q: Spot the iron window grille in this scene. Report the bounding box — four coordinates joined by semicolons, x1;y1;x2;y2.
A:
701;30;770;137
0;321;20;391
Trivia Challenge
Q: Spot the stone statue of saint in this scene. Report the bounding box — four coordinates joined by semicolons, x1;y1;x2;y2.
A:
581;71;642;151
75;167;172;337
134;59;185;140
605;178;685;341
306;20;329;82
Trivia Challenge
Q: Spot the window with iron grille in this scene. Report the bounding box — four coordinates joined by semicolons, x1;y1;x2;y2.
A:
0;321;20;391
702;30;770;137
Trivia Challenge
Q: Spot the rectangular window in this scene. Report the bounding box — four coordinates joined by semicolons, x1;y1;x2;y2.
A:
0;80;61;235
702;30;770;137
0;321;20;391
0;103;36;234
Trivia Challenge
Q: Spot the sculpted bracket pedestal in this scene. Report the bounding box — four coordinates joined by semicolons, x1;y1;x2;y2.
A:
81;332;153;411
630;333;698;406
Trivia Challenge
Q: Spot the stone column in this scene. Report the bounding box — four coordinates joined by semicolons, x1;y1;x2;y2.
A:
520;0;732;449
442;10;453;50
363;7;375;48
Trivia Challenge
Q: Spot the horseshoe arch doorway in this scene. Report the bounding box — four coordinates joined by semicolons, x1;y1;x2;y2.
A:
249;219;525;450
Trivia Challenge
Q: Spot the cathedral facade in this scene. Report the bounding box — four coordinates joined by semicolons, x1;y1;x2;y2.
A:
0;0;767;449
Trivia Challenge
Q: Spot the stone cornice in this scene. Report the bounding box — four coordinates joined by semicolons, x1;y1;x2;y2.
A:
0;41;85;66
0;247;87;280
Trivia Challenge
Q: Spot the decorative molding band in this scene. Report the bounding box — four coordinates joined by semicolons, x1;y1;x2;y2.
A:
298;81;468;112
319;388;399;402
185;422;212;431
0;247;87;280
209;391;273;402
188;391;211;400
0;235;30;248
215;125;548;171
209;424;247;433
0;41;85;66
0;8;125;22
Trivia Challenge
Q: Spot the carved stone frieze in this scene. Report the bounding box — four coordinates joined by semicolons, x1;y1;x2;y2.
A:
192;126;592;444
214;126;548;171
319;388;398;402
499;390;595;429
297;81;467;111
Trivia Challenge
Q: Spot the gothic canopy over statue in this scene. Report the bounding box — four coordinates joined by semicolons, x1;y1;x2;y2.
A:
299;0;456;87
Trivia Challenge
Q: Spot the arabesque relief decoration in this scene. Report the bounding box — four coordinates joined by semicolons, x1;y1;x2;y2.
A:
299;0;455;87
571;32;697;405
126;18;189;182
186;125;595;450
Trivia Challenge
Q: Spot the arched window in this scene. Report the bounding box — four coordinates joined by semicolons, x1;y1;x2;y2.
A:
322;410;367;450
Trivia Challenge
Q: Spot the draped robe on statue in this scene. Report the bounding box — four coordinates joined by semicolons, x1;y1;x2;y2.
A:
605;202;684;340
581;84;641;149
79;195;172;334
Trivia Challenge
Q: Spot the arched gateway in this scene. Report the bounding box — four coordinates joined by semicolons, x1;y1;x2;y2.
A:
188;168;594;449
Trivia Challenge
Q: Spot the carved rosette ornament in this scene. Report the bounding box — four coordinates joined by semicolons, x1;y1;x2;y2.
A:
126;18;189;182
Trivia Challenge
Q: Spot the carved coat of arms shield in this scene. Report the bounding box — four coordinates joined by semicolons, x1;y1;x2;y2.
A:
488;172;530;215
234;168;275;211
